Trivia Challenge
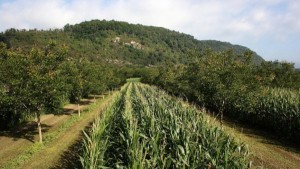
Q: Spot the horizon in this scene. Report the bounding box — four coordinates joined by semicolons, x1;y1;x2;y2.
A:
0;0;299;67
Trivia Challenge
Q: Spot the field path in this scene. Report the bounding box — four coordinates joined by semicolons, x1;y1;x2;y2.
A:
220;117;300;169
20;93;115;169
0;94;109;168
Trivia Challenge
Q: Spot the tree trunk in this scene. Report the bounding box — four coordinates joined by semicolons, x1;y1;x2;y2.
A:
77;102;81;117
220;110;223;129
289;114;292;138
220;100;225;130
36;112;43;143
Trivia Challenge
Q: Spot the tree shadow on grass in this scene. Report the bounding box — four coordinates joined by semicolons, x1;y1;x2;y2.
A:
50;138;83;169
62;108;76;115
0;122;51;143
222;116;300;155
87;94;106;100
79;100;93;105
61;97;97;116
50;122;94;169
0;94;107;144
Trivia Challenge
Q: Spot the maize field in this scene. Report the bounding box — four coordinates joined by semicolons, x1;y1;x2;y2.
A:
254;87;300;140
80;82;251;169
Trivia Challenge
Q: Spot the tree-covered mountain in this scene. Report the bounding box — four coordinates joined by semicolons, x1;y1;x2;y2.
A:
0;19;264;66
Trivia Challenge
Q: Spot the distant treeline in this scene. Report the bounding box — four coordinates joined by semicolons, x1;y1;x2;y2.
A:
0;20;264;67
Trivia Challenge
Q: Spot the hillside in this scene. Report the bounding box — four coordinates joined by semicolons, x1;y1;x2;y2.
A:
0;19;264;66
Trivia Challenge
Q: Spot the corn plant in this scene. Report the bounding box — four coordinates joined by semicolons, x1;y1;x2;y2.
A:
80;82;251;169
254;87;300;140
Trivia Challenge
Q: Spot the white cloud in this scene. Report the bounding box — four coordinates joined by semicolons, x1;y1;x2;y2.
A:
1;0;298;39
0;0;73;30
0;0;299;65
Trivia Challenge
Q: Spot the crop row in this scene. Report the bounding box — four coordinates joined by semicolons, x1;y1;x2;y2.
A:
80;82;251;168
222;87;300;142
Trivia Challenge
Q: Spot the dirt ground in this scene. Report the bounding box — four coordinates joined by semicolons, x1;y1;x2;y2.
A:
21;95;113;169
0;96;105;168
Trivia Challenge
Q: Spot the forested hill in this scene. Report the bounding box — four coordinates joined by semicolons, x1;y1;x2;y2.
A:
0;19;264;66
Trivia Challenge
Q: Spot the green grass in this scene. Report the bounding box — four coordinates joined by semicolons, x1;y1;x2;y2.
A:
126;78;141;82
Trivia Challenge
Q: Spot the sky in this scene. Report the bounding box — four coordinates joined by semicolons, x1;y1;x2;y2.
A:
0;0;299;67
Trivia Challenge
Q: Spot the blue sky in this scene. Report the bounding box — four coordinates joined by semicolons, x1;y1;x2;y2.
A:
0;0;299;67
